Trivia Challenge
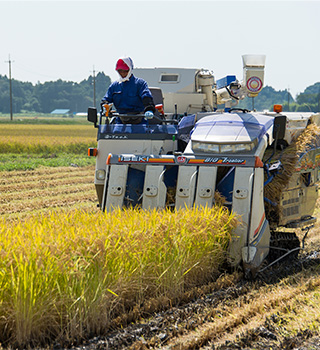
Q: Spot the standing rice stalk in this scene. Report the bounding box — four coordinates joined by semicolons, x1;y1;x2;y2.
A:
0;206;238;348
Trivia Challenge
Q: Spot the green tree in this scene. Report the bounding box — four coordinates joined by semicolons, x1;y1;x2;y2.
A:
238;86;294;111
0;75;10;113
296;83;320;112
0;75;35;113
0;72;111;114
79;72;111;108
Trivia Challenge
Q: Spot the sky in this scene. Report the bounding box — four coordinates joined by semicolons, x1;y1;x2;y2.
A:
0;0;319;98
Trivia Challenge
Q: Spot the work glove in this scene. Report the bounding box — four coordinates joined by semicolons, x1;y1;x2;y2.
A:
144;111;154;119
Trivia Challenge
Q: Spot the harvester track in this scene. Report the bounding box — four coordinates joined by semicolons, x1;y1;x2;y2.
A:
269;231;301;260
256;230;302;280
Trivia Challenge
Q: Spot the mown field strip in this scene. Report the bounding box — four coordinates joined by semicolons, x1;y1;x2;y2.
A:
0;166;94;185
3;199;97;221
0;187;96;215
1;182;95;205
0;166;97;217
0;174;93;194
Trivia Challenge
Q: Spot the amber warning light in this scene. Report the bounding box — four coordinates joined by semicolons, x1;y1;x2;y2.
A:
273;104;283;113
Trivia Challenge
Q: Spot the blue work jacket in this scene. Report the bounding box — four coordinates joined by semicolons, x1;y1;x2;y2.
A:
103;75;153;114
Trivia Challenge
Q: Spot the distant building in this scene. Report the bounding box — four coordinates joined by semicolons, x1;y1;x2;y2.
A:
50;109;72;117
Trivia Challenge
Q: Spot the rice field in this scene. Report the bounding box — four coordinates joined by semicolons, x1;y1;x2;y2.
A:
0;124;97;154
0;121;238;348
0;124;97;171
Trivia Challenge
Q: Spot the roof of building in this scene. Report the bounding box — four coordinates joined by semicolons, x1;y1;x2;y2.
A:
51;109;70;115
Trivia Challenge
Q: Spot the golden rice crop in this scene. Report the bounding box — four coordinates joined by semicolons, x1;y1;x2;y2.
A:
0;206;237;348
0;124;97;154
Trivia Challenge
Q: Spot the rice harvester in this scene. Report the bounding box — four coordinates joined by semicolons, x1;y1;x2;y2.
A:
87;55;320;275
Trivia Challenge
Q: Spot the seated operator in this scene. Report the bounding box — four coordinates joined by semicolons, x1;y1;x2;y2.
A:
101;57;156;124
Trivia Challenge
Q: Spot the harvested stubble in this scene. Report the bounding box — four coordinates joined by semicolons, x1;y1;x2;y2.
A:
263;123;320;223
0;166;96;218
0;206;238;348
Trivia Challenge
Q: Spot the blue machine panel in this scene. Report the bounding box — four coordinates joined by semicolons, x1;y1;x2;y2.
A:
216;75;237;89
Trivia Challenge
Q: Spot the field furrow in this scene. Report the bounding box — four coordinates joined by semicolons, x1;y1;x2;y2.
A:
0;191;96;216
0;174;93;193
0;165;94;185
1;182;94;203
0;166;97;217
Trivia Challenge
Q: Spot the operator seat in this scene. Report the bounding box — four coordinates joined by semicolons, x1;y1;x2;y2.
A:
149;87;164;106
149;87;165;124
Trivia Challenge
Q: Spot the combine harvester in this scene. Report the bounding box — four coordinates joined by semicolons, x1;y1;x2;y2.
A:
88;55;320;275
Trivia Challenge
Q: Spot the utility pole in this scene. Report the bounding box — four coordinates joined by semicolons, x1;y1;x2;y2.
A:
287;87;290;112
5;55;14;120
92;66;96;108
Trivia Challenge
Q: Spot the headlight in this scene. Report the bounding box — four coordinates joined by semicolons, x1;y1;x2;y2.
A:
96;169;106;180
192;142;219;153
192;141;256;154
220;144;234;153
234;143;254;152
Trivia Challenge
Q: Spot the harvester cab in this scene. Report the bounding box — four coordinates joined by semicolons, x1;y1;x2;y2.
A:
87;55;320;275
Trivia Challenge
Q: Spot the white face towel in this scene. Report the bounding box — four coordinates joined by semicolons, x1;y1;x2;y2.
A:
118;57;134;82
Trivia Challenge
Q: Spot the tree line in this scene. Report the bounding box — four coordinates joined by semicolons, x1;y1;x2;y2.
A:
0;72;111;114
0;72;319;114
238;83;320;112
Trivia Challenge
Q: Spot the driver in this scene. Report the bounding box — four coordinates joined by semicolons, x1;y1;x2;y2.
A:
102;57;156;124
